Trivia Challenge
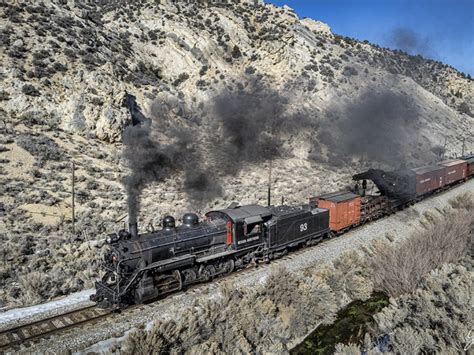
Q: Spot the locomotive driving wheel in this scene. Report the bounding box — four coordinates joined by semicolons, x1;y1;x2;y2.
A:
225;259;235;274
181;268;198;286
202;264;216;281
218;259;235;275
155;270;182;294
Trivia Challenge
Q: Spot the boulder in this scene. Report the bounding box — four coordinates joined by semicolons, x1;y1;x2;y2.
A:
95;104;131;143
61;94;87;133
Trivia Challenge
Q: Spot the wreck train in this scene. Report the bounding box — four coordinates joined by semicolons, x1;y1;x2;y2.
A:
91;156;473;309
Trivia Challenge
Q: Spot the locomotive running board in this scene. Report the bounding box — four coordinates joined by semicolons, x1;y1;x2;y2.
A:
196;244;263;263
143;255;196;273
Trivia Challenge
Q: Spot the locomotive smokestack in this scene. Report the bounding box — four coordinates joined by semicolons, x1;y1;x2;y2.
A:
267;161;272;207
129;222;138;238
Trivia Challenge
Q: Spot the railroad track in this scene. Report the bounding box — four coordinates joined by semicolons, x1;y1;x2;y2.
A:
0;305;112;352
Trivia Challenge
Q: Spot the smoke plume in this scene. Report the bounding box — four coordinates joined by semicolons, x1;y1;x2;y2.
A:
209;82;300;173
122;120;176;223
388;27;435;58
121;81;303;219
320;89;431;168
183;81;304;203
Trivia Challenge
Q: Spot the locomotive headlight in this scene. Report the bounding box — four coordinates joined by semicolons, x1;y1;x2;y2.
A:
110;251;121;264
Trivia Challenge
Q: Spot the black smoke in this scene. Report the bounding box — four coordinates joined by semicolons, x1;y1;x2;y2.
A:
122;120;176;224
184;81;305;203
209;83;299;173
122;81;303;220
122;98;220;221
388;27;435;58
320;89;431;168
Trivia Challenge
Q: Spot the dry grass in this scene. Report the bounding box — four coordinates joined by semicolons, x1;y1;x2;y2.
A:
334;343;363;355
370;192;473;297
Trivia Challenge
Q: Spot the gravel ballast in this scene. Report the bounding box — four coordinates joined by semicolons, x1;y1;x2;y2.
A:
11;180;474;353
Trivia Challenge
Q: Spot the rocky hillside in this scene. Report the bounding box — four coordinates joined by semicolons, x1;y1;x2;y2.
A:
0;0;473;305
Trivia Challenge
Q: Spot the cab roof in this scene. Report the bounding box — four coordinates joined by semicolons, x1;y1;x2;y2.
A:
411;165;444;174
206;204;272;224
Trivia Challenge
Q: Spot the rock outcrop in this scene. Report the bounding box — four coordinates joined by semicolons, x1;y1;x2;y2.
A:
1;0;472;148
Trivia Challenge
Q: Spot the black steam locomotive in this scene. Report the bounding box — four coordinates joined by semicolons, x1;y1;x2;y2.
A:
91;204;329;308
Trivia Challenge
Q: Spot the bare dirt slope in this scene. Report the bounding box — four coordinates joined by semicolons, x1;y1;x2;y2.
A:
0;0;473;307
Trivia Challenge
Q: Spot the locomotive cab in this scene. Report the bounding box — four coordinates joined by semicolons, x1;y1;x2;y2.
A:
206;205;272;249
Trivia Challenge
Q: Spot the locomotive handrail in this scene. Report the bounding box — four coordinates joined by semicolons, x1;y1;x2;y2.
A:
115;255;142;302
118;270;144;297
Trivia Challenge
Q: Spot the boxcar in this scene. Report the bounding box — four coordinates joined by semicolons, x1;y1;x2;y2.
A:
464;156;474;177
438;159;467;185
316;191;361;232
411;165;445;195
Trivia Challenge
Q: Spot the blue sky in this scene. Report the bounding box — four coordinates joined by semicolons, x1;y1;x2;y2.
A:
268;0;474;76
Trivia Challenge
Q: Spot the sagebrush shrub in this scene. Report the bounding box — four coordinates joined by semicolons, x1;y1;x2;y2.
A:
374;262;473;353
120;250;374;354
16;133;65;162
371;194;473;297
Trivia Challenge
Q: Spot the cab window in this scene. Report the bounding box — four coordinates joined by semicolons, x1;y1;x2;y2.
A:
245;223;261;236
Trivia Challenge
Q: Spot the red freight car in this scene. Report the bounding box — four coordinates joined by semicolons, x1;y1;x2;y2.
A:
438;159;467;185
316;191;361;233
411;165;445;195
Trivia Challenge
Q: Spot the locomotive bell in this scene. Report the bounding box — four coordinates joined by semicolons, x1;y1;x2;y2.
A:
163;215;176;230
182;213;199;227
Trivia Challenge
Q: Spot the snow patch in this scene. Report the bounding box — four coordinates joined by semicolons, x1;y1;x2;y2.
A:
0;289;95;325
77;328;135;355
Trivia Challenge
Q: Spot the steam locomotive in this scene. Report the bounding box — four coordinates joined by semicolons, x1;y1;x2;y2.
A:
92;156;473;309
92;204;330;308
